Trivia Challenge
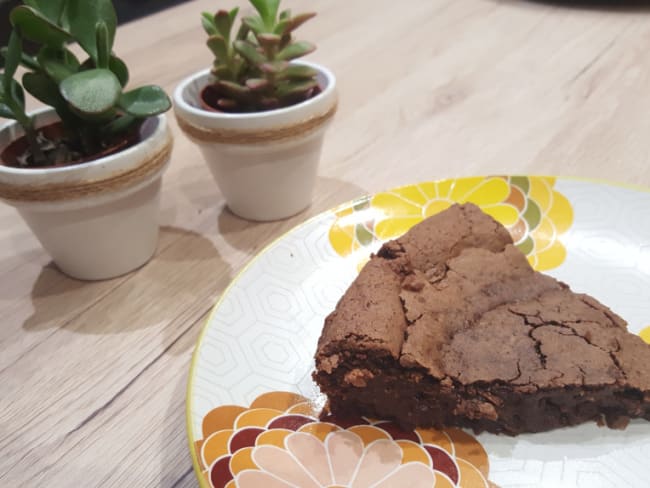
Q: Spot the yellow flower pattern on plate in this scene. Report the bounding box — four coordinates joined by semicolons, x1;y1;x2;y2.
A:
329;176;574;271
640;326;650;344
196;391;492;488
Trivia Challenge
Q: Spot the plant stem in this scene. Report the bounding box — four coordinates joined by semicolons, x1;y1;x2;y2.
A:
22;128;47;166
102;114;137;137
78;126;99;157
4;98;47;165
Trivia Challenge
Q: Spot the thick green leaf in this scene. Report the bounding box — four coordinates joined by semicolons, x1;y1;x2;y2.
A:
211;63;232;79
23;0;67;23
101;113;137;136
10;6;71;47
242;16;266;35
277;41;315;61
235;22;250;41
214;10;234;40
64;0;117;61
245;78;269;91
80;55;129;87
273;12;316;36
95;21;110;69
1;47;40;71
0;82;31;129
201;12;218;36
233;40;266;66
217;80;250;99
259;60;289;74
279;9;291;21
62;49;81;71
19;52;41;71
23;71;65;107
282;12;316;35
118;85;171;117
273;20;288;36
248;0;269;25
3;31;22;93
59;68;121;115
228;7;239;24
276;79;318;98
280;64;318;80
249;0;280;28
266;0;280;24
207;35;228;61
256;33;282;48
37;47;80;82
10;80;25;109
231;57;246;79
0;103;14;119
109;56;129;87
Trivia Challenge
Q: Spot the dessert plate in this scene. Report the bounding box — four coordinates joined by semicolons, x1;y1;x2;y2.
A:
187;176;650;488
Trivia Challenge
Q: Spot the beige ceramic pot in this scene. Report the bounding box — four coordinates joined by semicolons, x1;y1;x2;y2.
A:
173;61;337;221
0;108;173;280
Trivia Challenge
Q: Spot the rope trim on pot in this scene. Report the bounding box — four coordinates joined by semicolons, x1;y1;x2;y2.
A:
0;136;173;203
176;103;338;145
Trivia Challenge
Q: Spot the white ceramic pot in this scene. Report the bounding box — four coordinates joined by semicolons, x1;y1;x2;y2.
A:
173;61;337;221
0;108;173;280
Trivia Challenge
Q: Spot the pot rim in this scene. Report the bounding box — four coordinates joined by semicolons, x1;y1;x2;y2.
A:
173;60;337;121
0;108;172;207
0;107;169;177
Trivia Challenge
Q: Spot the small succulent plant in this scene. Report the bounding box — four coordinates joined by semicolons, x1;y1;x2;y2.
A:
201;0;319;112
0;0;171;167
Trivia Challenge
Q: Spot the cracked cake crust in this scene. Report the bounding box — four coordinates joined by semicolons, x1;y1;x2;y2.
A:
313;203;650;435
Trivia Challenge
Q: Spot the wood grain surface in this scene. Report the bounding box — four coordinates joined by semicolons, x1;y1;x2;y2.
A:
2;0;650;486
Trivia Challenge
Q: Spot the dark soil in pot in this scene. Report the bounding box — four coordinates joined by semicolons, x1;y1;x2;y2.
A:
0;117;158;169
199;83;322;113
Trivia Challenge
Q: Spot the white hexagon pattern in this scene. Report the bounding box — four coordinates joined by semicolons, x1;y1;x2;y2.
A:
189;179;650;488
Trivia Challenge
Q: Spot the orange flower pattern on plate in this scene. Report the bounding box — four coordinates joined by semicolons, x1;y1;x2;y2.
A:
328;176;574;271
195;391;491;488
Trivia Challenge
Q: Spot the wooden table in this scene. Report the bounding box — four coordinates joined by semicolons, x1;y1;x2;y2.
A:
2;0;650;486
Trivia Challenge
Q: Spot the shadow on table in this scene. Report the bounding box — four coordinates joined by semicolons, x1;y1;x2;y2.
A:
498;0;650;12
217;176;367;254
21;225;227;343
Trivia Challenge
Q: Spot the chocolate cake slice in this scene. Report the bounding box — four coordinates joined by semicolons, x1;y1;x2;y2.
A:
313;203;650;435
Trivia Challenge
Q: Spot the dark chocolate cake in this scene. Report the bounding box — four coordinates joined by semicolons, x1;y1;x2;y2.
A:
313;203;650;435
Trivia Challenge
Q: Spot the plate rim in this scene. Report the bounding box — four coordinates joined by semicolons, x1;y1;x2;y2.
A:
185;174;650;487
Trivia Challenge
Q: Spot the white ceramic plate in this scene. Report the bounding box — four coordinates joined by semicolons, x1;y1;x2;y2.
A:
187;176;650;488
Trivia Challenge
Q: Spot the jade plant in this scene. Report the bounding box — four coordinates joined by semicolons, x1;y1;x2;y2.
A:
0;0;171;167
201;0;319;112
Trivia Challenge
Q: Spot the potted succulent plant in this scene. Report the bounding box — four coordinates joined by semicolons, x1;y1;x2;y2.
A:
0;0;173;280
173;0;337;221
